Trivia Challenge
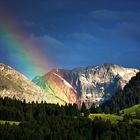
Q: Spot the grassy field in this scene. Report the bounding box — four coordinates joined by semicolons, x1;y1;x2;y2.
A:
0;120;20;125
89;113;123;123
120;104;140;116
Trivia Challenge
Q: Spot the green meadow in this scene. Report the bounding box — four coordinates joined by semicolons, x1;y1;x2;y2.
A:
120;104;140;117
89;113;122;123
0;120;20;125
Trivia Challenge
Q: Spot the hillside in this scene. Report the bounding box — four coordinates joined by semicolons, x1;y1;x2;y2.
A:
89;114;123;123
102;72;140;113
120;104;140;117
0;64;65;104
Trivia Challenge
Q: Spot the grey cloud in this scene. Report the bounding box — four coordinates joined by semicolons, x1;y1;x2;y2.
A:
29;33;101;67
29;34;76;65
117;22;140;45
30;34;66;54
42;0;82;11
89;10;120;20
24;21;36;27
89;10;140;22
73;33;99;43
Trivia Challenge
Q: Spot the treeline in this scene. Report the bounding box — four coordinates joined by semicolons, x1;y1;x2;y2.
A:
0;116;140;140
0;97;140;140
0;97;79;121
102;72;140;113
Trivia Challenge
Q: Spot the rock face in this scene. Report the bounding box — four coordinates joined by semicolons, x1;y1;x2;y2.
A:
33;72;77;104
0;64;65;105
33;64;139;107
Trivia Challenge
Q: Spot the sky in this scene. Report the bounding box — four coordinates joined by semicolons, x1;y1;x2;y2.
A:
0;0;140;79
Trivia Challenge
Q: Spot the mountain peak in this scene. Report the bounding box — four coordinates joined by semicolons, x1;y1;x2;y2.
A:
101;63;118;67
33;64;139;107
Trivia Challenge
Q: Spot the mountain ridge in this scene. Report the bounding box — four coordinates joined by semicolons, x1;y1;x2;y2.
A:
33;64;139;107
0;63;139;107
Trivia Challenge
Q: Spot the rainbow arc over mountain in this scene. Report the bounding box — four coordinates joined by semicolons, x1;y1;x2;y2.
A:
0;8;55;79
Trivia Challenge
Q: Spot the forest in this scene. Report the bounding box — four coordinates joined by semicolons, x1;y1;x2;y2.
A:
0;96;140;140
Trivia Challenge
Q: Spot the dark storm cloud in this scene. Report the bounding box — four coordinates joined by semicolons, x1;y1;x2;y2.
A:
0;0;140;78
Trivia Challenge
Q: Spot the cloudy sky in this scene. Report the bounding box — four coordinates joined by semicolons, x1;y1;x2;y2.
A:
0;0;140;79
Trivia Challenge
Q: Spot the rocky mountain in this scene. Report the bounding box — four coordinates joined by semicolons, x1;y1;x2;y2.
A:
33;64;139;107
0;63;138;107
0;64;65;104
32;72;77;104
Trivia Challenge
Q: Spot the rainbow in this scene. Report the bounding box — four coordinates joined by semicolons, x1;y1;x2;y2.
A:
0;7;55;78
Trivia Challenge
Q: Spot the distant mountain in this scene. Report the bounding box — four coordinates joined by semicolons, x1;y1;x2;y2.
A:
0;64;65;104
101;72;140;113
33;64;139;107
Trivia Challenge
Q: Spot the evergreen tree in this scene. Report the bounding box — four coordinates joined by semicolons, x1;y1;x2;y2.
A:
90;103;96;113
81;102;87;114
84;109;90;117
104;106;110;114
